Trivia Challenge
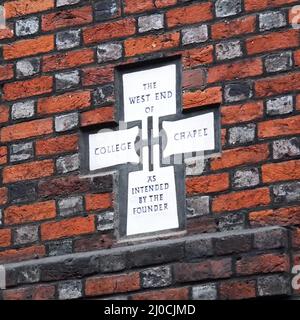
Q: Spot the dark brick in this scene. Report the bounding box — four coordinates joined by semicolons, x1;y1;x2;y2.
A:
253;227;287;250
141;266;172;288
185;237;213;259
9;182;37;204
47;239;73;257
214;233;252;255
224;82;252;102
94;0;119;22
273;182;300;204
93;85;114;106
257;274;291;297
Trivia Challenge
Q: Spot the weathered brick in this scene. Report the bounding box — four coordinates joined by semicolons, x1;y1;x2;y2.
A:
93;85;114;106
221;101;263;125
182;25;208;45
3;35;54;60
233;168;260;189
186;173;229;195
3;284;55;300
41;216;95;241
56;154;80;174
94;0;120;22
81;107;114;127
273;182;300;204
42;6;92;31
5;201;56;225
259;11;287;31
55;70;80;91
212;16;256;40
83;18;136;44
97;43;122;63
265;52;292;73
215;233;252;255
125;32;180;57
186;196;210;217
216;40;242;61
166;2;212;28
215;0;242;18
141;266;172;289
273;137;300;160
236;253;289;276
55;113;79;132
258;115;300;138
183;87;222;109
185;237;213;259
16;58;40;79
14;225;39;245
138;14;164;33
43;49;94;72
85;193;113;212
9;182;36;205
254;228;287;250
74;233;114;253
217;212;245;231
97;211;114;231
250;206;300;227
257;274;290;297
4;0;54;19
192;283;217;300
58;281;82;300
58;196;83;217
228;124;256;145
56;29;81;50
212;188;271;213
266;95;293;116
182;68;206;89
224;82;252;102
36;134;78;156
219;280;256;300
1;118;53;142
3;76;53;102
47;239;73;257
16;17;39;37
11;100;35;120
3;160;54;184
10;142;34;163
246;30;299;55
85;272;140;296
211;144;269;170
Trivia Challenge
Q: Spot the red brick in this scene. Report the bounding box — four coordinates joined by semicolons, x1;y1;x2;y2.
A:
85;272;140;296
292;228;300;248
255;72;300;98
36;134;78;156
3;160;54;184
219;280;256;300
0;27;14;40
41;216;95;241
212;188;271;213
246;30;299;55
211;144;269;170
132;287;189;300
0;229;11;247
74;233;114;252
43;49;94;72
166;2;213;28
183;87;222;109
83;66;114;86
125;32;180;57
0;105;9;124
81;106;115;127
295;50;300;67
182;46;214;68
297;95;300;110
83;18;136;44
236;253;289;276
221;101;264;125
3;76;53;101
85;193;113;212
245;0;298;11
42;6;93;31
0;188;8;206
4;0;54;19
124;0;154;13
212;16;256;40
38;91;91;115
0;64;14;81
4;201;56;225
174;258;232;283
0;146;7;165
258;115;300;138
155;0;176;8
3;285;55;300
262;160;300;183
183;68;206;89
207;58;263;83
187;216;217;234
249;207;300;227
186;173;230;195
0;245;45;264
0;118;53;142
3;35;54;60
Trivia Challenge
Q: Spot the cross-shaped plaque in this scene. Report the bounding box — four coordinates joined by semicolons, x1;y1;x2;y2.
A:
81;57;221;239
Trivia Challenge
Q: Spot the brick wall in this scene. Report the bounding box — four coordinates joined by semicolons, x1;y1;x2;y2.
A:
0;0;299;300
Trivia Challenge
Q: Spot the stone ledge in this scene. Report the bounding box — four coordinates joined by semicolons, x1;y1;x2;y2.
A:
3;226;288;288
